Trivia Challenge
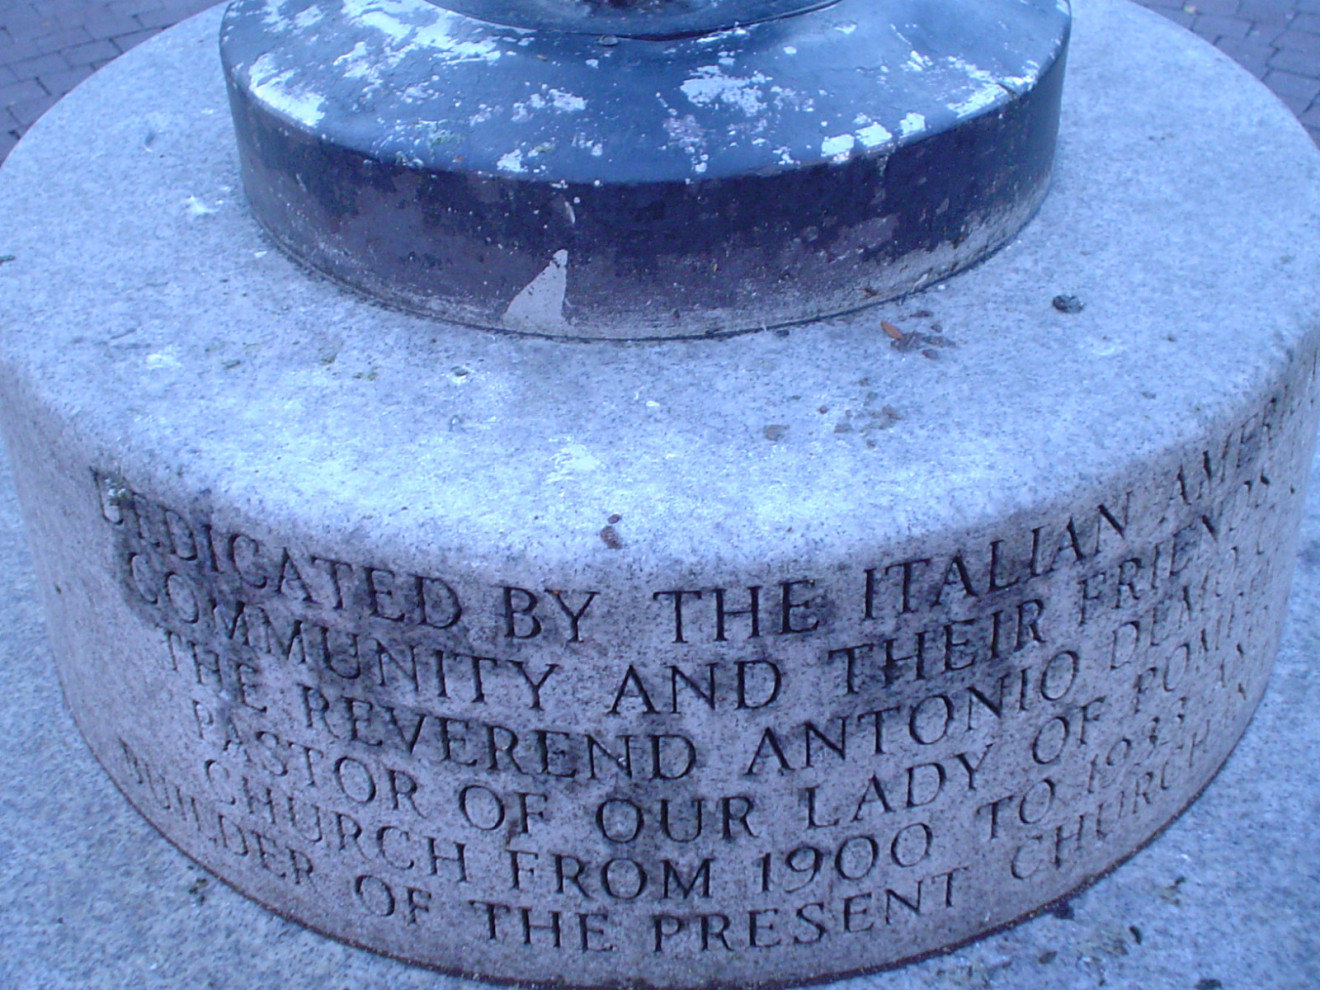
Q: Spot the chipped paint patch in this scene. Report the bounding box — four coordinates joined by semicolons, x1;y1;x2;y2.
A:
248;51;326;126
145;351;182;369
821;133;855;160
680;65;770;116
664;114;707;159
340;0;503;66
504;249;570;332
898;113;926;138
184;195;220;217
857;122;892;148
496;149;526;173
512;88;587;122
332;41;371;79
1000;61;1042;94
904;50;933;72
944;56;1007;117
546;439;601;485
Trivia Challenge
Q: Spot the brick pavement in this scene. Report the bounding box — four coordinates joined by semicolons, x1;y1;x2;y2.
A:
1;0;1318;161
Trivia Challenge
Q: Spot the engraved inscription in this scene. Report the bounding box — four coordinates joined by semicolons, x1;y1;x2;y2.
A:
87;357;1319;976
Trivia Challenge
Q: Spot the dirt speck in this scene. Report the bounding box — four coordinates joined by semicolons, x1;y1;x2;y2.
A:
1157;875;1186;905
600;525;622;549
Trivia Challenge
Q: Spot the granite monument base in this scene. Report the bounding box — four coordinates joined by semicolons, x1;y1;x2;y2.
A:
0;0;1318;987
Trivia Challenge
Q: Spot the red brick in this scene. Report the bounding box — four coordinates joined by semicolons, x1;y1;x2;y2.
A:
59;38;121;67
1265;65;1320;95
37;64;95;99
1279;90;1317;112
107;0;168;15
1195;12;1256;38
1215;35;1278;75
9;52;70;80
75;11;145;40
1271;45;1320;70
111;29;162;53
0;6;54;35
135;6;191;30
1182;0;1240;16
0;78;48;107
1152;7;1200;28
1302;100;1320;120
1239;0;1301;18
5;92;58;127
28;27;94;56
1274;26;1320;51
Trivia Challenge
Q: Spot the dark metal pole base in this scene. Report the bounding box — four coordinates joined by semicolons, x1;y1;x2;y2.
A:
221;0;1069;339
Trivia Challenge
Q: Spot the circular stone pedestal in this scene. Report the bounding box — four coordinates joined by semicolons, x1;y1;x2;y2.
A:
0;1;1318;987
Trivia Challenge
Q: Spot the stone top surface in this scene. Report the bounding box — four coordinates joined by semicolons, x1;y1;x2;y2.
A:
0;0;1318;571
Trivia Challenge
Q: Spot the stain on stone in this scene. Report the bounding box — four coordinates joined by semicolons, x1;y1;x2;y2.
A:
1297;538;1320;568
1195;980;1224;990
1052;293;1084;313
600;524;622;549
763;424;789;441
892;330;957;354
1158;875;1187;904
